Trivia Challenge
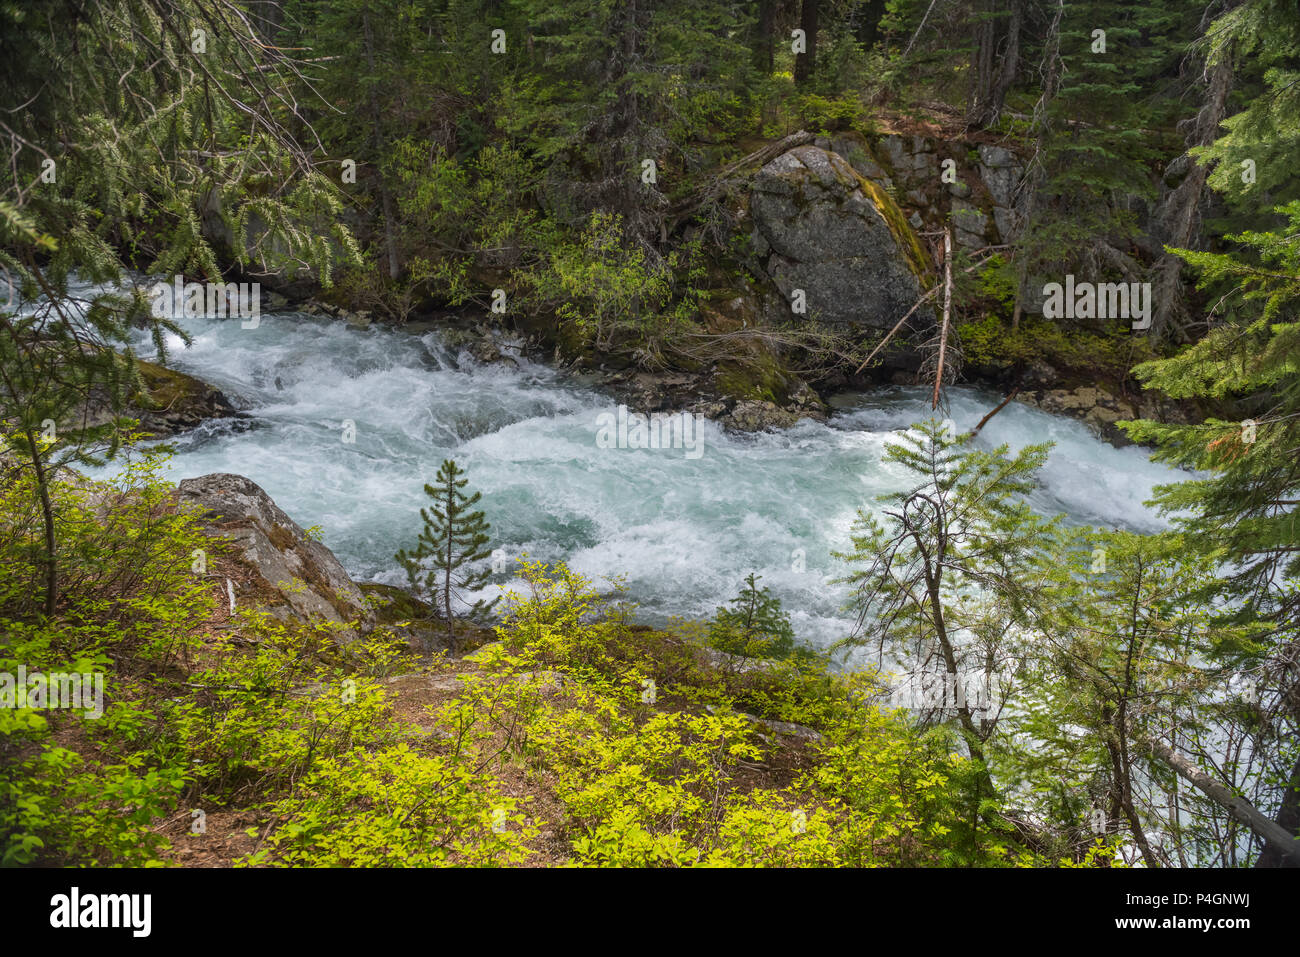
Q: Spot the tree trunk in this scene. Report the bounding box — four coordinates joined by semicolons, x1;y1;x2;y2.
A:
931;229;953;410
361;11;401;280
1148;45;1233;339
1144;735;1300;865
444;473;455;651
967;0;1023;130
794;0;819;85
1010;0;1064;328
30;436;57;617
754;0;777;74
1257;750;1300;868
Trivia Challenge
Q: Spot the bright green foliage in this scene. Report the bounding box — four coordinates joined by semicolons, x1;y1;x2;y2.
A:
244;744;537;868
446;559;1049;867
958;313;1155;380
0;703;185;867
1120;185;1300;865
168;615;403;801
0;455;212;865
1;466;1084;868
1195;0;1300;208
1007;529;1252;865
0;451;214;658
527;211;702;362
1124;201;1300;626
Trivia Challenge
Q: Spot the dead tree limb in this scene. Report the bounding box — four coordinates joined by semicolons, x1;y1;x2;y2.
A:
853;287;939;374
967;387;1020;438
1143;734;1300;865
931;228;953;410
853;246;1007;376
667;131;814;231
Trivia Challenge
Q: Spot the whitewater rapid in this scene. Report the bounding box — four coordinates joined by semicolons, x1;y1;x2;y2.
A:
94;310;1183;652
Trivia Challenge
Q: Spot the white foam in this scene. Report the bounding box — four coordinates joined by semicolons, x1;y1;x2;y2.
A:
91;313;1188;649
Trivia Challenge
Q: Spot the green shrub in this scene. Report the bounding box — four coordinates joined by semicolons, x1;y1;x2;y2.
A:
242;743;537;867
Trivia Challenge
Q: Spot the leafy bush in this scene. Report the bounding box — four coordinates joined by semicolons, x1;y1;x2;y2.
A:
242;744;536;868
168;611;404;802
0;456;209;864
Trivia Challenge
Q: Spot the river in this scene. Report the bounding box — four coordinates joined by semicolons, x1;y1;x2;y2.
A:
87;307;1185;655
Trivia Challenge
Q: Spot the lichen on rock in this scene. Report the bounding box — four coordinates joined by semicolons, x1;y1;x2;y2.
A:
749;145;932;335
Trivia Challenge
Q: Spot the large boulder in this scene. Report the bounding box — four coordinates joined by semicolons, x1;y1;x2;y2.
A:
177;473;372;637
131;360;242;437
67;355;241;440
749;145;930;333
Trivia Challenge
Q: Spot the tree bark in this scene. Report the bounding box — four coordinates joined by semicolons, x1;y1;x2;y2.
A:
30;435;57;617
361;10;401;281
1257;750;1300;868
754;0;777;74
1148;43;1233;339
1144;735;1300;865
967;0;1022;129
794;0;819;85
931;229;953;410
1010;0;1064;328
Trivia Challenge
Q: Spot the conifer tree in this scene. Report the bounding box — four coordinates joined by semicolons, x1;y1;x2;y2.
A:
1121;202;1300;865
0;0;354;616
395;459;497;649
708;573;796;661
1010;0;1203;337
834;420;1057;771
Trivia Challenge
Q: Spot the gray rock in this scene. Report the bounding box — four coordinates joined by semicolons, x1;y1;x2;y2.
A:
177;473;373;639
992;205;1020;242
951;199;989;249
722;399;804;432
829;134;892;186
879;134;910;172
977;144;1018;169
749;145;929;333
78;358;243;439
977;144;1023;209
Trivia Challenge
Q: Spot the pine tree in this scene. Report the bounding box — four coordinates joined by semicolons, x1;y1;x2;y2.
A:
708;573;796;661
833;420;1057;770
1010;0;1203;338
0;0;354;616
1121;194;1300;867
395;459;498;650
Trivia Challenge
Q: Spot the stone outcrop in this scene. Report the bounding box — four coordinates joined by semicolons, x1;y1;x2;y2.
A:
1015;381;1194;447
749;144;930;333
130;360;242;437
69;356;242;440
851;131;1027;253
177;473;373;638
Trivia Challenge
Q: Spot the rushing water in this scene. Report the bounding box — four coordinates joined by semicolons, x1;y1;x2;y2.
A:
81;306;1186;653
